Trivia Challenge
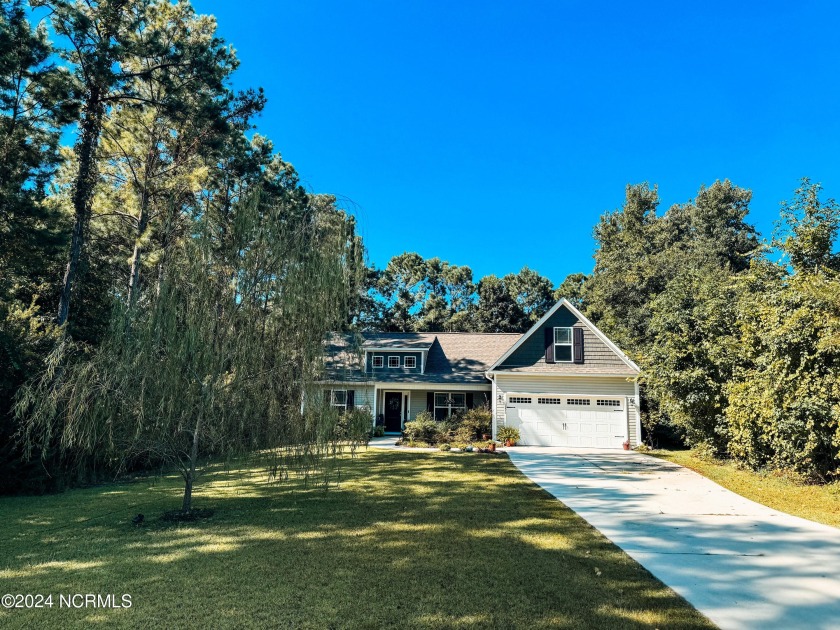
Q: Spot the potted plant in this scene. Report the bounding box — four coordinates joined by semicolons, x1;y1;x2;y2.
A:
622;439;630;451
497;426;520;447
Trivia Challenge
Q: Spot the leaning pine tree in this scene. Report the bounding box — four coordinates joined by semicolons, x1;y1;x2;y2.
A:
17;177;365;513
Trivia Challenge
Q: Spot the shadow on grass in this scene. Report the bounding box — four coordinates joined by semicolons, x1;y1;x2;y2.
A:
0;450;713;629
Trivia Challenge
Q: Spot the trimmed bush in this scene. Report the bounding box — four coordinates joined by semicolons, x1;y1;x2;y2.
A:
454;407;492;443
403;412;442;444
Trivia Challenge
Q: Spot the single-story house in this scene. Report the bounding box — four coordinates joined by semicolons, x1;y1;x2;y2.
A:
320;299;641;448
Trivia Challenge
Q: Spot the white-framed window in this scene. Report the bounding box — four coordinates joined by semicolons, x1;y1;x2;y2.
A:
331;389;348;410
388;356;400;368
404;356;417;368
538;397;562;405
554;327;573;362
434;392;466;420
372;356;384;368
509;396;532;404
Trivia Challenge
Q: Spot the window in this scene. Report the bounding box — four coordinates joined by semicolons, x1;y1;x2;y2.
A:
567;398;590;406
509;396;532;404
597;399;622;408
434;392;466;420
331;389;347;411
404;356;417;368
388;356;400;368
554;327;573;362
372;356;384;368
538;397;562;405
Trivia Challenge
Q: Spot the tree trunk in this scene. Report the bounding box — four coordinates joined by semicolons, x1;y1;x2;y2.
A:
181;412;203;513
57;86;106;326
127;209;149;308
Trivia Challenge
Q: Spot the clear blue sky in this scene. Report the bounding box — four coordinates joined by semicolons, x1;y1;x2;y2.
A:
195;0;840;286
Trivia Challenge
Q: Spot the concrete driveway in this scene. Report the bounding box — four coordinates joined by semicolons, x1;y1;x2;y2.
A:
507;447;840;630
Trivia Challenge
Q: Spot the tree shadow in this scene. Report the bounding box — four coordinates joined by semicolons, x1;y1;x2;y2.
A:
1;450;713;629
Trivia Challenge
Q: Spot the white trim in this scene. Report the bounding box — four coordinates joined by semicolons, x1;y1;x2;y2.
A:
372;384;378;429
372;355;384;368
387;355;400;368
421;351;425;374
404;355;417;368
634;380;642;447
491;374;498;440
486;299;640;373
364;346;432;352
487;370;637;379
372;381;491;391
553;326;573;363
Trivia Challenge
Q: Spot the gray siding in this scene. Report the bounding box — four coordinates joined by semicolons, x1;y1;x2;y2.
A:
498;305;630;373
493;374;639;447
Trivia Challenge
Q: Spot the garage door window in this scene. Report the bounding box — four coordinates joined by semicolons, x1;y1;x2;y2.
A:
597;399;622;408
538;397;562;405
509;396;532;404
567;398;591;406
553;327;573;362
434;392;466;420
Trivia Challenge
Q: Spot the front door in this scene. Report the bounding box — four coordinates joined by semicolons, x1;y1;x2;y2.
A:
384;392;403;433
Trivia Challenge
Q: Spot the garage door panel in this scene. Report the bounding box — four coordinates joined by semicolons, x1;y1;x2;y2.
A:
505;395;626;449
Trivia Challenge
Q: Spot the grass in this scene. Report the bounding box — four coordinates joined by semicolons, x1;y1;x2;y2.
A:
647;449;840;529
0;449;712;629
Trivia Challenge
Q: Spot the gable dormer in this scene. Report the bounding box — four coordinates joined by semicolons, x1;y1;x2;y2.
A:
488;299;639;375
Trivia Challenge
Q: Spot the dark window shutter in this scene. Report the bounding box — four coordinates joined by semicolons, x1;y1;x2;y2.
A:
325;389;332;405
573;327;584;363
544;328;555;364
347;390;355;409
427;392;434;412
466;392;474;409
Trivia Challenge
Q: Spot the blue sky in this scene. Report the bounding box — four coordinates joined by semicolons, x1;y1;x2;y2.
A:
194;0;840;286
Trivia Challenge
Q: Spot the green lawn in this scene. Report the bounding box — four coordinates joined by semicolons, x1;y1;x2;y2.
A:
0;450;712;629
647;449;840;529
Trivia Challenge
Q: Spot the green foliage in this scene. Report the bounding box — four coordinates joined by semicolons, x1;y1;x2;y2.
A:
497;425;520;444
335;408;373;444
453;407;492;443
403;413;442;444
774;178;840;274
725;270;840;480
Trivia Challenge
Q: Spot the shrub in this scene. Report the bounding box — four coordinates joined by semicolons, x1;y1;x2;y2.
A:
336;408;373;444
454;407;492;443
497;425;520;444
439;443;451;451
403;412;442;444
372;425;385;438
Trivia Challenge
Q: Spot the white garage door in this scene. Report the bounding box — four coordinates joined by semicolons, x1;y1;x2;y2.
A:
505;394;627;448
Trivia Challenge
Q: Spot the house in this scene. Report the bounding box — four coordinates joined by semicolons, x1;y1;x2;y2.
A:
321;299;642;448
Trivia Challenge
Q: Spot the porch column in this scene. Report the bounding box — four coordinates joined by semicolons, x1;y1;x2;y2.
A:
372;384;378;430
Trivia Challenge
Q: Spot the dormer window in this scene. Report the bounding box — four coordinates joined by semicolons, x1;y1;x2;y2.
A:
388;356;400;368
404;356;416;368
372;355;384;368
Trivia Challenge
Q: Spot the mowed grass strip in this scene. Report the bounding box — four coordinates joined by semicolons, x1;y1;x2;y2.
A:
0;450;713;629
648;449;840;529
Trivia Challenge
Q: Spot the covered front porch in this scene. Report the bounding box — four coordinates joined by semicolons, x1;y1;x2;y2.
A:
372;384;492;434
